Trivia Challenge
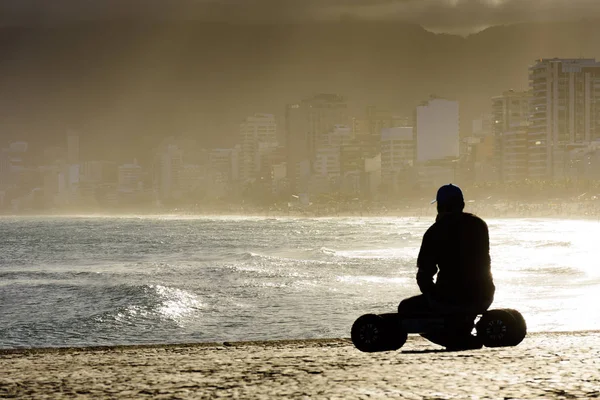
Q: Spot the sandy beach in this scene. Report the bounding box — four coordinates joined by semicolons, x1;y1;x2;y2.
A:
2;331;600;399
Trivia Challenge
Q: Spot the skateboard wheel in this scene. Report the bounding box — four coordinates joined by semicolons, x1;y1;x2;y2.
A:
476;309;526;347
503;308;527;346
351;313;406;352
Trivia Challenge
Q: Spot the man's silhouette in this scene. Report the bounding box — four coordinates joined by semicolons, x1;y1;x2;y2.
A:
398;184;495;349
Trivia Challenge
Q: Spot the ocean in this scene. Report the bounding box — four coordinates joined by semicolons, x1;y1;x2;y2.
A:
1;215;598;349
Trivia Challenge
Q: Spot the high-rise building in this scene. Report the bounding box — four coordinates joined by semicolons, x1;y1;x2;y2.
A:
366;106;409;136
415;98;459;163
259;145;286;179
362;106;409;159
209;147;239;184
414;98;460;188
528;58;600;179
239;114;277;183
285;94;348;192
81;161;117;184
118;160;143;193
0;148;10;188
351;117;369;137
179;164;206;194
67;132;79;166
314;146;341;180
156;144;183;200
472;114;493;137
1;142;29;192
381;127;415;193
311;125;352;194
304;94;348;159
492;90;531;182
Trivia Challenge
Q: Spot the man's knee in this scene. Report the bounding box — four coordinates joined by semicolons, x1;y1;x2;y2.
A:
397;298;411;314
398;294;429;315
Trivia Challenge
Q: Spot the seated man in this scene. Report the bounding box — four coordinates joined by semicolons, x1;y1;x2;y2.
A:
398;184;495;349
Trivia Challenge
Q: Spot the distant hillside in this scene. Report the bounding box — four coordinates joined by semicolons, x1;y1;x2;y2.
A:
1;19;600;162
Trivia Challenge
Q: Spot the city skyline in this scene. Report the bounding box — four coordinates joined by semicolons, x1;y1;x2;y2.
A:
2;18;600;162
3;55;600;213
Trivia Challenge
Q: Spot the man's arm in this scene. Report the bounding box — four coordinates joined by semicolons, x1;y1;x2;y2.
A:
480;219;492;269
416;228;438;295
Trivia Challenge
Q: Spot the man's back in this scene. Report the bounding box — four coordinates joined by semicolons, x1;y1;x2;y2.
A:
417;212;495;305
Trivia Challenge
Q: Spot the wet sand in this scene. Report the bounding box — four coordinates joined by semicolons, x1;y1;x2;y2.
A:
2;332;600;399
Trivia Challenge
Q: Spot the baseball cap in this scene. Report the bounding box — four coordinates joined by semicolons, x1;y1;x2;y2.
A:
431;184;464;205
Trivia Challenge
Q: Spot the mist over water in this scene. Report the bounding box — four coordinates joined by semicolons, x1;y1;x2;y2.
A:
0;215;598;349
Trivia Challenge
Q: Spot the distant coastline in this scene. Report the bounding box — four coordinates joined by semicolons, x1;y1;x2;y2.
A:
2;199;599;221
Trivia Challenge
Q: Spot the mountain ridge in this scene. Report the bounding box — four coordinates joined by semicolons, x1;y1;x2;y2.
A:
1;19;599;162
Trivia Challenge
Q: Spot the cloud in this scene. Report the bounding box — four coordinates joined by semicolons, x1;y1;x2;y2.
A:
1;0;600;34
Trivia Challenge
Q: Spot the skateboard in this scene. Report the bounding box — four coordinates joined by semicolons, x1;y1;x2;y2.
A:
351;308;527;352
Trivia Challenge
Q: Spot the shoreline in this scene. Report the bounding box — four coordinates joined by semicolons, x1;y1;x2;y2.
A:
3;332;600;399
0;338;347;355
1;329;599;355
1;208;600;220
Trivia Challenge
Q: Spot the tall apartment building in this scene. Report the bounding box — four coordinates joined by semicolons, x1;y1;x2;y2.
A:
311;125;352;194
381;127;415;193
209;147;239;184
0;148;10;188
366;106;409;135
415;98;459;163
81;161;117;184
472;114;493;137
65;133;80;197
239;113;277;183
67;132;80;165
528;58;600;179
351;117;369;136
360;106;409;158
285;94;347;192
491;90;530;182
0;142;29;190
414;98;460;188
118;160;143;193
156;144;183;200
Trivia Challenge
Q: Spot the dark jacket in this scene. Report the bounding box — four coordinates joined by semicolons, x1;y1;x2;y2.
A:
416;212;495;305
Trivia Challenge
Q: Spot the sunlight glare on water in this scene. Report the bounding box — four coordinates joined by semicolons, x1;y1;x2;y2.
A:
489;219;600;332
0;215;599;348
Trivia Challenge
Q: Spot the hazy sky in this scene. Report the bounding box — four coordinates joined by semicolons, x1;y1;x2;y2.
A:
1;0;600;34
